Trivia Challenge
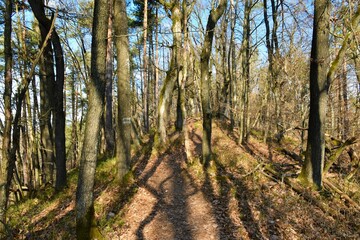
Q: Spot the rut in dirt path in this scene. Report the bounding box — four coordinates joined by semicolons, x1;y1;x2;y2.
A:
119;145;227;240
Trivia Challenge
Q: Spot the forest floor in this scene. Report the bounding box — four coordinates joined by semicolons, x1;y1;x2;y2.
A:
6;119;360;239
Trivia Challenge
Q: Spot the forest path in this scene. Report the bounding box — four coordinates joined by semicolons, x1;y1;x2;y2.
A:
118;136;220;240
8;119;360;239
115;117;360;240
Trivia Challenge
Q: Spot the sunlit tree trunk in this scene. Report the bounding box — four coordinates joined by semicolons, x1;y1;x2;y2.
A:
228;0;237;130
114;0;131;180
299;0;330;189
75;0;109;237
238;0;252;145
219;15;229;119
156;2;182;146
175;1;191;132
154;7;160;125
299;3;360;189
70;70;79;169
143;0;149;132
201;0;227;165
31;77;41;188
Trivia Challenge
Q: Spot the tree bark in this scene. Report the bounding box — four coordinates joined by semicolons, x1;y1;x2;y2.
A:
114;0;132;180
75;0;109;237
71;70;79;169
28;0;67;191
37;9;55;186
154;7;160;125
0;0;13;235
175;1;191;132
299;3;360;189
143;0;149;132
238;0;252;145
200;0;227;165
104;0;115;156
156;2;182;146
299;0;330;189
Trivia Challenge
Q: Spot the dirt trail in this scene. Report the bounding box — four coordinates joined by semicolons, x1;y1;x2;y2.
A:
115;120;360;240
119;146;220;240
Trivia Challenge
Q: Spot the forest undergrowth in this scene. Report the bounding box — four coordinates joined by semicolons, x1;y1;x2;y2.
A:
6;119;360;239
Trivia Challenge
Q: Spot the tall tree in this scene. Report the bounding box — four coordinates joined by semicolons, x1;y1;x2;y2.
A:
299;2;360;189
75;0;109;237
298;0;330;189
156;0;194;145
104;0;115;155
201;0;227;165
143;0;149;132
114;0;131;180
156;0;183;146
28;0;67;191
36;2;55;185
238;0;252;144
0;0;13;235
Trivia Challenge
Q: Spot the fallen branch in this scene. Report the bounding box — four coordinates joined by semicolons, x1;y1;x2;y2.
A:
279;148;303;163
324;137;357;174
323;179;360;211
263;164;342;219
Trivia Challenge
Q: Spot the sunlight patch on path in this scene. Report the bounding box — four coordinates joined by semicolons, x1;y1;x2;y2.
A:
119;150;219;240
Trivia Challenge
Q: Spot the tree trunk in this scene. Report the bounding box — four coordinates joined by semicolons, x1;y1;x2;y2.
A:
175;2;190;132
299;3;360;189
75;0;109;237
354;56;360;85
104;0;115;156
219;15;229;119
154;7;159;125
156;3;182;146
28;0;67;191
238;0;252;145
0;0;13;235
341;60;349;139
228;0;237;130
299;0;330;189
31;77;41;188
143;0;149;132
200;0;227;165
38;11;55;186
114;0;132;180
52;27;67;192
71;71;79;169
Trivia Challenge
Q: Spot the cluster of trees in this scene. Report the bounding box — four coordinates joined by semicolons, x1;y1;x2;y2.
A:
0;0;359;238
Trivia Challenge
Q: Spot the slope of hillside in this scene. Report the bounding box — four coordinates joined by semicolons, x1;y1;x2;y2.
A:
6;119;360;239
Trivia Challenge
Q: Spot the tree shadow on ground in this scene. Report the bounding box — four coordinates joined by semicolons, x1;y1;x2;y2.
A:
106;135;156;215
135;149;194;240
19;136;157;239
190;129;265;239
17;197;76;239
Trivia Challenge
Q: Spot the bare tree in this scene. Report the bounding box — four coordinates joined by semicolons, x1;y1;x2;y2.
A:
114;0;132;180
298;0;330;189
75;0;109;237
201;0;227;165
0;0;13;235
